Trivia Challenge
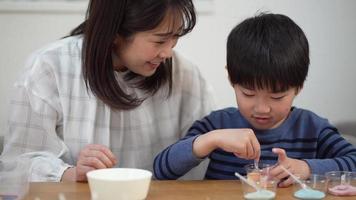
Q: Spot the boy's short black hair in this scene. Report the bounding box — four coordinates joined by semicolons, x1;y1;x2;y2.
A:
226;13;309;92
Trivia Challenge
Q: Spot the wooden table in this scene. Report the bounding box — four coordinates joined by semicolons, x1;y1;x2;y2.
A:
24;180;354;200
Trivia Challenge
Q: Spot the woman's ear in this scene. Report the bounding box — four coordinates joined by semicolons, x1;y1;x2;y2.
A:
113;35;122;47
113;34;128;48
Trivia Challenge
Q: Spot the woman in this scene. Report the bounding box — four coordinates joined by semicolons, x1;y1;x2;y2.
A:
0;0;215;182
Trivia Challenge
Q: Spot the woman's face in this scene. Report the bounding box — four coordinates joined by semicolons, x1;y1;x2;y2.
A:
113;13;181;77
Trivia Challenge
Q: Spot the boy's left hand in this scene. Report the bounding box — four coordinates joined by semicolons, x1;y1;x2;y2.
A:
269;148;311;187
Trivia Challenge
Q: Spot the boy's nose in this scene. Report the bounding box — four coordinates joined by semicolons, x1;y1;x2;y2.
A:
254;101;271;114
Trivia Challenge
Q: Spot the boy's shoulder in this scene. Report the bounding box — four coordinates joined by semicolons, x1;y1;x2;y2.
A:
293;107;329;123
210;107;239;116
203;107;250;129
291;107;335;132
206;107;241;122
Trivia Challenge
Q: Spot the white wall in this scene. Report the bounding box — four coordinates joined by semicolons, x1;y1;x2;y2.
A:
0;1;86;137
0;0;355;137
176;0;356;128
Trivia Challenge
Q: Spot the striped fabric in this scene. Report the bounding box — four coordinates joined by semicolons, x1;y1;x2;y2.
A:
0;36;215;181
154;107;356;180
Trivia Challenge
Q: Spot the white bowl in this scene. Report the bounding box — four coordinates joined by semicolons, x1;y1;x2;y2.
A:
87;168;152;200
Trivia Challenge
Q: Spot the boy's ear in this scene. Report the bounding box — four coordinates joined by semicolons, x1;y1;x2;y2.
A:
225;65;234;87
295;86;303;95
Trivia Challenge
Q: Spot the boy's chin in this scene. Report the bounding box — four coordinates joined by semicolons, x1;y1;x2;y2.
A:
250;122;276;130
249;118;285;130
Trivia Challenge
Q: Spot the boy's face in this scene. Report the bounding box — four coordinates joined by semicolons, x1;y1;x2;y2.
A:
233;84;299;130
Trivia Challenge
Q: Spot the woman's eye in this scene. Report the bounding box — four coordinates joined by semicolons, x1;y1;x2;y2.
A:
155;41;166;44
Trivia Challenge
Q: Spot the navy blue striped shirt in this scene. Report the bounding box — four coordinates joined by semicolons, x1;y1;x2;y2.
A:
153;107;356;180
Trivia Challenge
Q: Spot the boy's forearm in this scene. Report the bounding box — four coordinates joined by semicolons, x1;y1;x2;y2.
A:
154;136;203;179
193;130;219;158
304;158;342;175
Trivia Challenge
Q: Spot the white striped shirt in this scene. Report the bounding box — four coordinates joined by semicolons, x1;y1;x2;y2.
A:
0;36;215;181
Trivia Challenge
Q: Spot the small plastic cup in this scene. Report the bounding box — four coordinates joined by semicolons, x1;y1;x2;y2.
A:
326;171;356;196
240;175;277;200
293;174;327;200
0;157;30;200
351;172;356;189
244;163;273;182
326;171;352;187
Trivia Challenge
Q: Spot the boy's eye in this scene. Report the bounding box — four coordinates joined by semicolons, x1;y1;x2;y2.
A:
271;95;285;100
242;92;255;97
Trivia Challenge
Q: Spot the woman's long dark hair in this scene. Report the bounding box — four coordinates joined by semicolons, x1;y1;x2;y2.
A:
70;0;196;110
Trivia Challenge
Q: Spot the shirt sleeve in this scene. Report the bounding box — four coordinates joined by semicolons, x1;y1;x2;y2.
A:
153;114;216;180
304;128;356;174
0;54;72;182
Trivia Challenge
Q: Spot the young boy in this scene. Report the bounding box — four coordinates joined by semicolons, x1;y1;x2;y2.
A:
153;13;356;187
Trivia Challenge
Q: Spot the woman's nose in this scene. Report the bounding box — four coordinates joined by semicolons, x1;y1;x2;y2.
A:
159;39;177;59
159;46;173;59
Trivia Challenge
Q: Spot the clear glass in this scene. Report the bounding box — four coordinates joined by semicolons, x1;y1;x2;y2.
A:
240;175;277;200
326;171;351;187
293;174;327;200
244;163;273;182
0;157;30;200
326;171;356;196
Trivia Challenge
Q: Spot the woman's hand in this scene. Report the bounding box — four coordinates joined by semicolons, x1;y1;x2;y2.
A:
193;128;260;160
269;148;311;187
62;144;117;182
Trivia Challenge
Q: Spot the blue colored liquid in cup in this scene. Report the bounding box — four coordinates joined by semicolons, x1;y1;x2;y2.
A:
294;188;325;199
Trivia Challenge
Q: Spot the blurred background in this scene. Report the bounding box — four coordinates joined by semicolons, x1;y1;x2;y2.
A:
0;0;356;152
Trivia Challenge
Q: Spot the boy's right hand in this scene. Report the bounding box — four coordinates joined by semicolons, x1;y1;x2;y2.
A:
193;128;260;160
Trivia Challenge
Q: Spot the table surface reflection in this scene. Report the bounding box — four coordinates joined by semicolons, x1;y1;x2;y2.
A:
24;180;355;200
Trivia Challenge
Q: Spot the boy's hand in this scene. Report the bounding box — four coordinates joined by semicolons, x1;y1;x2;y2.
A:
269;148;311;187
193;128;260;160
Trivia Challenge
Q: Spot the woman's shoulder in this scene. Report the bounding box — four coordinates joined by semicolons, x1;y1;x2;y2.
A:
16;36;85;93
171;51;207;86
172;51;201;76
170;51;215;98
30;35;83;62
22;35;83;78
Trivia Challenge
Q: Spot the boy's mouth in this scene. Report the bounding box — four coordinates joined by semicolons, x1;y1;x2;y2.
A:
252;116;271;124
